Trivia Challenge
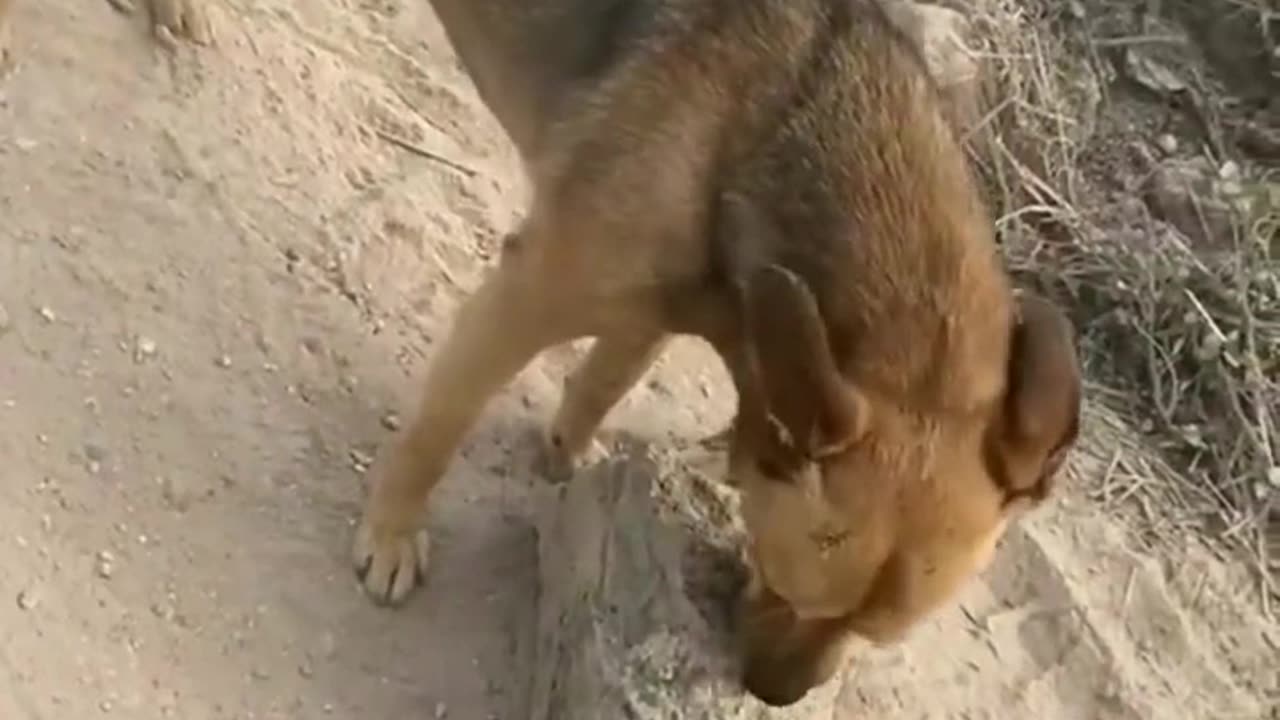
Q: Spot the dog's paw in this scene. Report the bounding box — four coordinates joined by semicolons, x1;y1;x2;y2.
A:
352;517;430;607
146;0;213;48
530;428;607;484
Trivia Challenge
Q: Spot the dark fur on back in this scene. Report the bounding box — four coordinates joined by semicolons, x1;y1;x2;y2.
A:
706;0;1010;415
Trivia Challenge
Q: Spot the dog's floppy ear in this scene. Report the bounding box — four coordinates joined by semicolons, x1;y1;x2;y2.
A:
988;292;1082;508
743;263;868;463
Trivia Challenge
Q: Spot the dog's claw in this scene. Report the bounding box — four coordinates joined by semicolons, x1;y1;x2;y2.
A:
147;0;213;47
352;520;430;607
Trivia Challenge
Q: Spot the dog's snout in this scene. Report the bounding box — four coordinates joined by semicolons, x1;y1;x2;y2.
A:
742;658;816;707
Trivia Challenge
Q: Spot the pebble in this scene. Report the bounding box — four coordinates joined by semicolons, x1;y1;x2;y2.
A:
434;702;448;719
215;354;232;369
0;302;10;334
380;411;402;431
38;306;57;324
16;587;40;610
96;550;115;579
134;336;158;361
1155;133;1178;155
349;449;373;473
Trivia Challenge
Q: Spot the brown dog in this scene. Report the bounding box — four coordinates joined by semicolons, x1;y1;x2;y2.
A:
352;0;1082;707
0;0;209;72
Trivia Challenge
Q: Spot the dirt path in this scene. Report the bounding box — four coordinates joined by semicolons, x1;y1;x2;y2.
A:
0;1;1274;719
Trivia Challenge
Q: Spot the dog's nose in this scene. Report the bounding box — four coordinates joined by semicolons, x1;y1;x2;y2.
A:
741;660;813;707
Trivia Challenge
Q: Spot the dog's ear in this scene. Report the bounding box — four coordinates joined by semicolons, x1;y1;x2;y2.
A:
743;263;868;463
988;292;1082;508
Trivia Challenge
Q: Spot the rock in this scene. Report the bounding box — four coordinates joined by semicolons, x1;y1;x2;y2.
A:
1122;48;1187;96
881;1;982;138
529;441;844;720
882;1;977;90
1142;158;1235;252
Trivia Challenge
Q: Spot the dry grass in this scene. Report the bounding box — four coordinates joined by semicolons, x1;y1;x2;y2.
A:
949;0;1280;612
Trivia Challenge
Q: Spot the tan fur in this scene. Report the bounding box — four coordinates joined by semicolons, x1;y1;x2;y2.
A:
352;0;1083;707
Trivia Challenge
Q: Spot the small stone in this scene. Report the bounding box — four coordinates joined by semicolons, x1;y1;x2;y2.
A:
1143;158;1233;251
215;355;232;369
99;699;113;713
96;550;115;579
158;476;191;512
1218;160;1241;181
349;449;373;473
380;412;402;431
14;137;38;151
0;303;10;334
1156;133;1178;155
38;306;57;323
1123;49;1186;95
16;587;39;610
434;702;448;719
134;336;157;362
1268;467;1280;488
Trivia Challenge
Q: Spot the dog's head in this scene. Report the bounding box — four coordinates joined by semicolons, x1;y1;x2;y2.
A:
726;265;1080;706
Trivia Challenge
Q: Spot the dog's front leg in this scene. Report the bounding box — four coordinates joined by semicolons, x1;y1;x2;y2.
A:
352;242;572;606
536;330;670;483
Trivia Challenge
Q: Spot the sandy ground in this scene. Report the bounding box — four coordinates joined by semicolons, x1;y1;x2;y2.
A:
0;1;1275;718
